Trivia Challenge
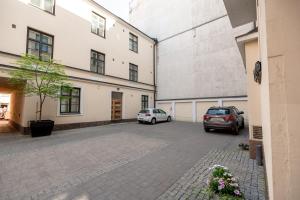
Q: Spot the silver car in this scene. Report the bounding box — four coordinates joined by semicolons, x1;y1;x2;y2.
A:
137;108;172;124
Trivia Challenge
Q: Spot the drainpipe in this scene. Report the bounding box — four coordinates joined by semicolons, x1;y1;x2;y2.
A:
152;38;158;108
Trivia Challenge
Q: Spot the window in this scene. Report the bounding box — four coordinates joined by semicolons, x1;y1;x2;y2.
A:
60;87;81;114
141;95;148;110
31;0;55;14
153;109;159;114
158;109;166;114
129;33;138;53
129;63;138;82
27;28;53;61
91;12;106;38
207;108;230;115
90;50;105;74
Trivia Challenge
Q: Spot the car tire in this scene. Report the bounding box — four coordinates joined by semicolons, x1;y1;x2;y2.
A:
151;118;156;125
233;125;239;135
204;127;209;132
167;116;172;122
138;121;143;124
241;120;245;129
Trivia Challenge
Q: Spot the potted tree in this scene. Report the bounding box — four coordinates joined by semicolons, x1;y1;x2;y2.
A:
9;55;71;137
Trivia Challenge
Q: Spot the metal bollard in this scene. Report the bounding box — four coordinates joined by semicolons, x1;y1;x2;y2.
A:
256;145;263;166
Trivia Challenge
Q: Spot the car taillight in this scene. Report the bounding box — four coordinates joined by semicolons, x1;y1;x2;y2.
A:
224;115;235;122
203;115;209;121
145;114;151;116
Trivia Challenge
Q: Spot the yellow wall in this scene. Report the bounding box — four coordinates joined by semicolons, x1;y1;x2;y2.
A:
175;102;192;122
20;79;154;126
244;40;261;139
258;0;300;199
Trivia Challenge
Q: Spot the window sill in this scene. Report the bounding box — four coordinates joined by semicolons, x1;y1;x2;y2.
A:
129;49;138;54
91;31;106;39
57;113;84;117
30;4;55;16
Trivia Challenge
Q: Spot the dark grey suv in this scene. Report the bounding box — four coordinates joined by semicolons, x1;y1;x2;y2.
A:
203;106;245;134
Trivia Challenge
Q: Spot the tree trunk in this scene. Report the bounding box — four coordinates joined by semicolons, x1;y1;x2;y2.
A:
39;97;43;121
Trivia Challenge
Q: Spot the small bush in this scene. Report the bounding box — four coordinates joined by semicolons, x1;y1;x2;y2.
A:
205;165;244;200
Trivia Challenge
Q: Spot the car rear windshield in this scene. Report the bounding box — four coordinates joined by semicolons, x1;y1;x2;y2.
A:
139;110;150;114
207;108;230;115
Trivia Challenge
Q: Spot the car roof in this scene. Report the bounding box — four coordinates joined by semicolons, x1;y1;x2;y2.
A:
208;106;234;109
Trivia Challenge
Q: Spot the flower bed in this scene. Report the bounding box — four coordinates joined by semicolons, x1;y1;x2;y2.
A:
205;165;244;200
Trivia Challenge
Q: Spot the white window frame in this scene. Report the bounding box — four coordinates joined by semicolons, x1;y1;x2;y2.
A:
91;12;106;38
30;0;55;14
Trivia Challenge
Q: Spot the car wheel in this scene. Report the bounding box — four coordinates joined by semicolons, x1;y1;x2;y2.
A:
241;120;245;129
233;125;239;135
167;116;172;122
138;121;143;124
151;118;156;125
204;127;209;132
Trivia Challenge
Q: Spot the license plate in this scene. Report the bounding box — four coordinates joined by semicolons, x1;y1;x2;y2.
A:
210;118;224;122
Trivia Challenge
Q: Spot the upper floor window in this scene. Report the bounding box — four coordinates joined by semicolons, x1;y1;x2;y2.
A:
129;33;138;53
90;50;105;75
141;95;149;110
60;87;81;114
91;12;106;38
27;28;53;61
129;63;138;82
30;0;55;14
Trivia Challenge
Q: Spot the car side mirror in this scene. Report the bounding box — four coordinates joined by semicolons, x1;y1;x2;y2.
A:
239;111;244;115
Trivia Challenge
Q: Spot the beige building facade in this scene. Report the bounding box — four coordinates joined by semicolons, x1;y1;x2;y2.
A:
0;0;155;133
224;0;300;199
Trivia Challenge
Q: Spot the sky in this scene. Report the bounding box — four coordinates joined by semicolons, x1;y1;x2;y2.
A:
95;0;130;21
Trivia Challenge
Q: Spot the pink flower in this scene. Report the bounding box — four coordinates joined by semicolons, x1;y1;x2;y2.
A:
234;189;241;196
218;178;225;185
218;184;225;190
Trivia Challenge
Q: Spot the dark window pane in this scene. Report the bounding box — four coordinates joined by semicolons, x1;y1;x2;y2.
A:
27;29;53;60
71;104;79;113
129;33;138;53
90;50;105;74
207;109;230;115
29;30;40;40
60;87;81;114
72;89;80;96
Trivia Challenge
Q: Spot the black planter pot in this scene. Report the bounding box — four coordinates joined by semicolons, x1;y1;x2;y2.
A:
30;120;54;137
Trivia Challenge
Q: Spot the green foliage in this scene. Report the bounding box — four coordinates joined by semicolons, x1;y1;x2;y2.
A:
9;54;71;120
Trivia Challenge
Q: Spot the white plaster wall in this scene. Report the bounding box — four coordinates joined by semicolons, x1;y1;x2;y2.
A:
130;0;247;100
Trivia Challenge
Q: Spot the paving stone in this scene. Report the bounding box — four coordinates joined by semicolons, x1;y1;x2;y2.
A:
0;122;261;200
157;148;265;200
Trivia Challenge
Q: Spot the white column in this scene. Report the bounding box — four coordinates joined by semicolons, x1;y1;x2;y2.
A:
192;100;197;122
218;99;223;107
172;101;176;120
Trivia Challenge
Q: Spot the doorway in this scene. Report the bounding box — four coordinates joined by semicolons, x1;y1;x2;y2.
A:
0;93;16;134
111;92;123;121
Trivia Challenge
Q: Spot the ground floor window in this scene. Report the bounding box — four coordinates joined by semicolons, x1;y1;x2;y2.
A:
60;87;81;114
141;95;148;110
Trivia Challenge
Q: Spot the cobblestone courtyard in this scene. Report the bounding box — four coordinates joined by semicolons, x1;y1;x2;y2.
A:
0;122;265;200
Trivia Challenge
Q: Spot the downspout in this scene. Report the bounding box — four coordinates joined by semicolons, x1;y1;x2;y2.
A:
152;38;158;108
